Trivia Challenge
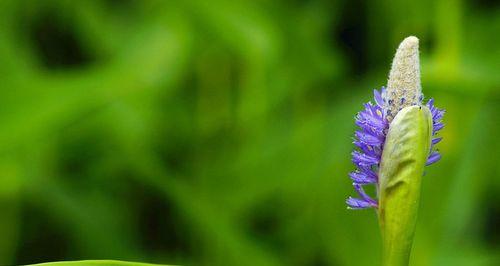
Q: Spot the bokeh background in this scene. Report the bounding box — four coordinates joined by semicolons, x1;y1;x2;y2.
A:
0;0;499;265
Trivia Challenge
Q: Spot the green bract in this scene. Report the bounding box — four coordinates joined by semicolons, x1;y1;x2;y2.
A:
378;105;433;266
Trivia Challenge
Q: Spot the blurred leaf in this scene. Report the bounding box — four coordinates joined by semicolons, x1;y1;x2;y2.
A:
25;260;173;266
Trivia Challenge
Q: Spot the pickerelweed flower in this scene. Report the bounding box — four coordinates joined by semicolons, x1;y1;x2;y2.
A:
346;36;444;210
346;36;445;266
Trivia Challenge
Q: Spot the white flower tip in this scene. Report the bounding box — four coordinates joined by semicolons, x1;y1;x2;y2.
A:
401;36;419;49
385;36;422;122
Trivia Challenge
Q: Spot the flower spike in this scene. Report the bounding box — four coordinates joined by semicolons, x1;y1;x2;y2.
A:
346;36;444;210
346;36;445;266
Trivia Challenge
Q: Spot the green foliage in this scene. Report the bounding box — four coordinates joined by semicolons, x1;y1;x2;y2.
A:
26;261;169;266
0;0;498;266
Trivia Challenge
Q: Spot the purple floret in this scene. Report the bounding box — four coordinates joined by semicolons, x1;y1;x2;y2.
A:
347;184;378;209
426;98;445;165
346;88;444;209
346;88;388;209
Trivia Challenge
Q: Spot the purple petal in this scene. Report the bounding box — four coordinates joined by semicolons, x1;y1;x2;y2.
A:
352;151;379;166
349;171;377;184
433;110;445;121
427;98;434;108
434;110;445;120
359;165;378;180
432;137;442;145
433;123;444;132
355;131;383;146
353;184;377;205
354;141;382;158
346;197;372;209
356;109;386;133
426;151;441;165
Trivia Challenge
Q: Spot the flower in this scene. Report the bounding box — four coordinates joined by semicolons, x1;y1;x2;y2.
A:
346;88;387;209
346;37;444;210
346;89;444;209
426;98;444;166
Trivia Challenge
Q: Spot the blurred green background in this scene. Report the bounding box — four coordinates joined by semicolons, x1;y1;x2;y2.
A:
0;0;498;265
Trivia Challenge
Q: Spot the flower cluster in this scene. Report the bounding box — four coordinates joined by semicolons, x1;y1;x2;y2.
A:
426;98;444;165
346;88;444;209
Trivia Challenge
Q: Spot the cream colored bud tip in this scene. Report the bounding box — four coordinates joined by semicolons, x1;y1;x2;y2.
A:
400;36;419;49
385;35;422;122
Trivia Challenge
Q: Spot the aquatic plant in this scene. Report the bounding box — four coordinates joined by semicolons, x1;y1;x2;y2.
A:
347;36;444;266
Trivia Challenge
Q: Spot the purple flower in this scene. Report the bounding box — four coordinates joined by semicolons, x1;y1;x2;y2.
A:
346;88;444;209
426;98;444;166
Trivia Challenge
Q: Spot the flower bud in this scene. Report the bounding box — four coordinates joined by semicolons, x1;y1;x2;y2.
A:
384;36;422;122
377;105;432;266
